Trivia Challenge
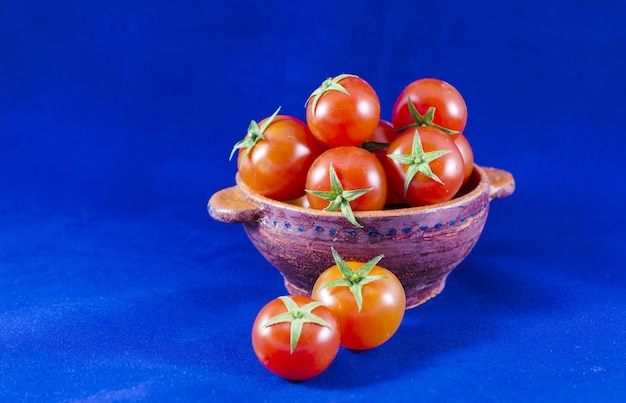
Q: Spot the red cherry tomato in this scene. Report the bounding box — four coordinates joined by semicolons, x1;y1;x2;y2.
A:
251;296;341;381
311;248;406;350
391;78;467;139
306;146;387;226
454;133;474;185
366;120;403;205
366;119;398;160
232;107;324;201
385;126;465;206
306;74;381;147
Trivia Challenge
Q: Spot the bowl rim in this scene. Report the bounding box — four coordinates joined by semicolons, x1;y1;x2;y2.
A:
235;164;489;218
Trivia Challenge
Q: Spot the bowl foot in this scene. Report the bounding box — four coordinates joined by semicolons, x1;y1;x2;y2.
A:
405;277;448;309
283;279;312;298
284;276;448;310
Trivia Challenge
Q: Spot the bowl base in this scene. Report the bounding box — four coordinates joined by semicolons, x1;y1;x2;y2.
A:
283;279;312;300
283;276;448;310
404;277;447;309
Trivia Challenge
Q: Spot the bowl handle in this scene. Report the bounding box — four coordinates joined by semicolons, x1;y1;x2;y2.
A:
483;167;515;200
207;186;262;223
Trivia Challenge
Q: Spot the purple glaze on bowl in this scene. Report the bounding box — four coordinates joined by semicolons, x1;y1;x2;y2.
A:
208;165;514;308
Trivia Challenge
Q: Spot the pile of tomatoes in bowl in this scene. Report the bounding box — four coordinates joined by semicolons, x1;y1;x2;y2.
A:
230;74;474;228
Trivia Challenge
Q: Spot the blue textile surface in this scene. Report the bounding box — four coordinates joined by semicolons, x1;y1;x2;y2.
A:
1;1;625;401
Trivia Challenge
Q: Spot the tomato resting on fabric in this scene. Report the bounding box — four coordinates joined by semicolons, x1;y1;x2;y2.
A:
385;126;465;206
251;295;341;381
311;248;406;350
305;146;387;227
306;74;381;148
391;78;467;139
231;107;324;201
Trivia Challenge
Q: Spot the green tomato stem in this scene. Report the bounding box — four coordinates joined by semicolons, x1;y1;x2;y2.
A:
321;248;387;312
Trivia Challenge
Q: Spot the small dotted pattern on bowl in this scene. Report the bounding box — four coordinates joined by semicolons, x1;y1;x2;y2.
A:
259;201;488;241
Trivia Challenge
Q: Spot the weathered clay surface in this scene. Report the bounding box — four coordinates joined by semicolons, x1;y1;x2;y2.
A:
208;165;515;309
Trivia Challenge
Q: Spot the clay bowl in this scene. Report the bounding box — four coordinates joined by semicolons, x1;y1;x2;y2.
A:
208;165;514;309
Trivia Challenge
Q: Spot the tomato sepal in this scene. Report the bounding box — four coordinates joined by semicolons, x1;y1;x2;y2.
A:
229;106;282;164
305;164;371;228
396;99;459;135
320;248;387;312
306;73;357;113
387;128;451;196
262;296;331;354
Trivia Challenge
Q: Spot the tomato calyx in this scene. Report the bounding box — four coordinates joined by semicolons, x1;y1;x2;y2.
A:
396;99;458;135
306;73;357;113
229;106;281;165
305;164;371;228
263;296;331;354
387;128;451;197
322;248;387;312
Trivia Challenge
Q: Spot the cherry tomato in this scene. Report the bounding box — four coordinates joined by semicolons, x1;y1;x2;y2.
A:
391;78;467;139
366;119;398;160
386;126;465;206
305;146;387;227
454;133;474;185
232;107;324;201
251;295;341;381
306;74;380;147
311;248;406;350
365;120;403;205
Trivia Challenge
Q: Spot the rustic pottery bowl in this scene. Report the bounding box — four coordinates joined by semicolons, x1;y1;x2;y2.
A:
208;165;514;309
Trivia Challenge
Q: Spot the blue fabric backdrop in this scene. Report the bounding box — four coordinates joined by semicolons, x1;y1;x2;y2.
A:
1;0;625;401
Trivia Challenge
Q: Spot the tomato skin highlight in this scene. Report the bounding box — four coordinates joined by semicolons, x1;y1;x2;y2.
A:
306;75;381;148
305;146;387;212
312;261;406;350
392;78;467;139
237;115;324;201
251;296;341;381
385;126;465;206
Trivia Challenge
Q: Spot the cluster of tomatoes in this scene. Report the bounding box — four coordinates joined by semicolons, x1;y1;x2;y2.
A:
231;75;474;227
234;74;475;380
251;248;406;381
